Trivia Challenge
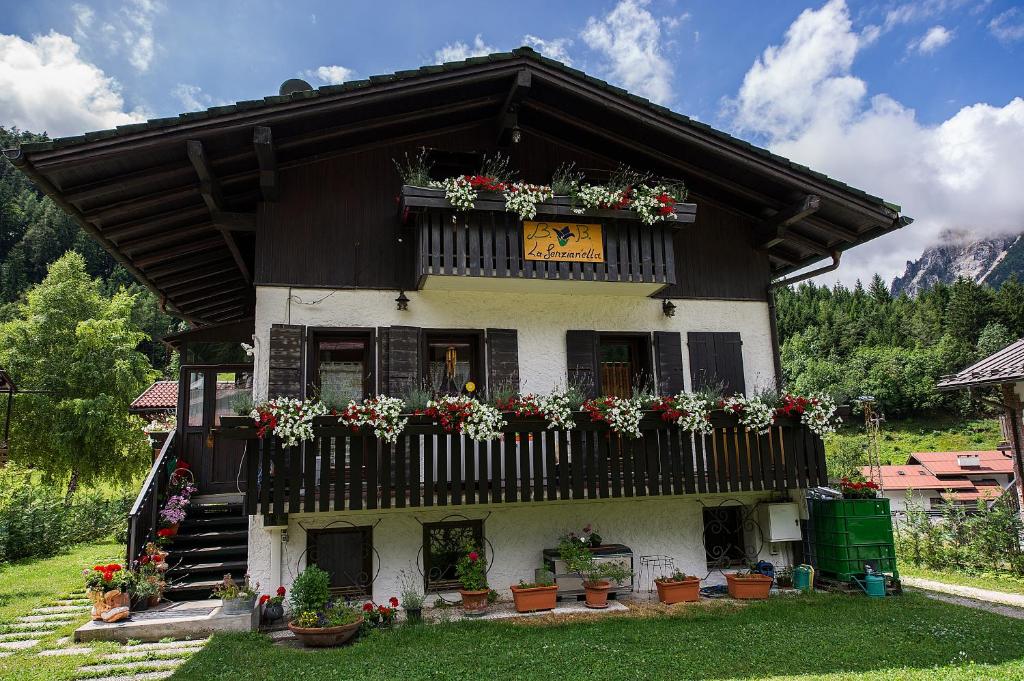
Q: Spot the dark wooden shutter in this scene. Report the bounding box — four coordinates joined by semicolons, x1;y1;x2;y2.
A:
269;324;305;398
486;329;519;397
380;326;421;396
654;331;685;394
687;332;746;394
566;330;599;398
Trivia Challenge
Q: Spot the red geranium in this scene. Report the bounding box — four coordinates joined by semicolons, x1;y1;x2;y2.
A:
362;602;373;612
276;586;286;597
157;528;175;538
469;551;479;562
389;596;399;608
259;595;270;605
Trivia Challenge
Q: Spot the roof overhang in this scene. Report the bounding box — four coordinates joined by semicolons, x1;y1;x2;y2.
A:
937;338;1024;391
4;47;910;325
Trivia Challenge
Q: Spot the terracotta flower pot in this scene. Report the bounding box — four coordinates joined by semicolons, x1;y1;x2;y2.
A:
88;589;106;621
459;589;490;615
288;617;363;648
583;580;611;609
726;573;773;600
510;584;558;613
655;577;700;604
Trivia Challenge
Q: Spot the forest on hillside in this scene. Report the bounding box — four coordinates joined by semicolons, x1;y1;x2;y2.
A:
0;127;177;372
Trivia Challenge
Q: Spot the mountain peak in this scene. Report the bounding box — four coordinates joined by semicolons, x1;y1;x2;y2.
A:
891;231;1023;296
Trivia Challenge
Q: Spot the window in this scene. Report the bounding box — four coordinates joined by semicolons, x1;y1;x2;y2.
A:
422;520;484;592
306;527;373;599
423;332;484;397
310;330;373;403
598;334;651;398
186;371;205;427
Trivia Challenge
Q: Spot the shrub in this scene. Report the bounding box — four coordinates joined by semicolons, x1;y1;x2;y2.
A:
290;565;331;615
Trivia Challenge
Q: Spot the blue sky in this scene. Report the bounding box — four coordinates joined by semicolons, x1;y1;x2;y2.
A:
1;0;1022;284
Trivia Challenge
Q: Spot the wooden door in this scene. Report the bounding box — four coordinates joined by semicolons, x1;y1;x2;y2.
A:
179;365;254;495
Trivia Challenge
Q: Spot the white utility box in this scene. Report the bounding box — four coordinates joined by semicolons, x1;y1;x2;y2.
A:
760;502;802;542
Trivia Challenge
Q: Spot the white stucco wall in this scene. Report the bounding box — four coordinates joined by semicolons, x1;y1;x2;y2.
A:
247;491;798;605
252;286;777;400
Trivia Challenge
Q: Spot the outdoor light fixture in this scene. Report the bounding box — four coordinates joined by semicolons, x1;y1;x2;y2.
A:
511;125;522;144
662;299;677;317
395;291;410;311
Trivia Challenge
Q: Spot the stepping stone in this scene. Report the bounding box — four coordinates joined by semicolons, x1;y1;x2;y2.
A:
0;652;10;658
82;672;174;681
54;600;90;606
0;639;40;650
103;647;195;661
19;614;77;623
2;620;66;631
76;658;183;673
0;632;46;641
121;639;208;651
39;646;94;656
56;636;72;645
33;606;90;614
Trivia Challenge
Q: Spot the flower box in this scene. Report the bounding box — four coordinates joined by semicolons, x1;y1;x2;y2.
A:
726;573;773;600
221;595;256;615
287;617;363;647
220;415;254;428
510;584;558;613
655;576;700;604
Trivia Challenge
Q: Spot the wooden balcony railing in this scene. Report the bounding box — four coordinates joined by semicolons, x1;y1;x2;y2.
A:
220;413;826;520
126;429;176;563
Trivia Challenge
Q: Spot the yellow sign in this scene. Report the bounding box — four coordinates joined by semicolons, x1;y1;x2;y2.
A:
523;221;604;263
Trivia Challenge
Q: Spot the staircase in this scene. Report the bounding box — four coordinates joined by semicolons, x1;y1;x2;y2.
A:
163;500;249;601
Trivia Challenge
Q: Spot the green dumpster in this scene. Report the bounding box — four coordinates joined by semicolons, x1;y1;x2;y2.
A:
809;498;899;582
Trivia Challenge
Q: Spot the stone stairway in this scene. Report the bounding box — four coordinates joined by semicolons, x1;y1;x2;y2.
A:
164;501;248;600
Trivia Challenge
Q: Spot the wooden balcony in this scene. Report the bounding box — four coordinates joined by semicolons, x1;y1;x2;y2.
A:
401;186;696;296
220;413;826;521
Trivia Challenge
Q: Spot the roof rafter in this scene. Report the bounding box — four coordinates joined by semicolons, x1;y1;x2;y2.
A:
253;126;278;202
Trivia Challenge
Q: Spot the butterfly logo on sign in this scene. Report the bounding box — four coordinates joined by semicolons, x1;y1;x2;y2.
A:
554;226;575;247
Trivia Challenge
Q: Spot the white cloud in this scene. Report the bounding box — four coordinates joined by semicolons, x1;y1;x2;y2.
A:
71;4;94;39
434;35;495;63
522;35;573;65
727;0;1024;286
661;13;690;30
581;0;673;105
302;65;354;85
910;25;954;54
74;0;163;72
989;8;1024;42
0;31;146;137
172;83;211;111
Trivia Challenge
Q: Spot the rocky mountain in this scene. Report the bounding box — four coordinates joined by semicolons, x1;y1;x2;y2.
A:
891;230;1024;297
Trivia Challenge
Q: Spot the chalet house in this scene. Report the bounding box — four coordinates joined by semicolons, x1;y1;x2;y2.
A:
862;450;1016;515
7;48;911;603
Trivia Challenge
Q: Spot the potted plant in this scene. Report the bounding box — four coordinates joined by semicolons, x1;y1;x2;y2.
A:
510;572;558;613
558;533;632;609
399;570;425;624
775;566;794;589
130;576;159;612
287;565;363;647
361;597;399;630
726;568;773;600
455;546;489;615
654;570;700;604
259;586;286;624
212;573;258;614
83;563;131;621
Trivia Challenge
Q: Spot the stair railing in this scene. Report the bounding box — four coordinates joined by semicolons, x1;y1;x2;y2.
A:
126;429;176;564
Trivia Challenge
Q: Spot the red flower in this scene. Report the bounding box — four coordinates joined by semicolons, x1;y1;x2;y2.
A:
469;551;479;562
378;605;388;613
362;602;373;612
276;586;286;597
389;596;399;608
259;595;270;605
157;528;174;538
106;563;122;572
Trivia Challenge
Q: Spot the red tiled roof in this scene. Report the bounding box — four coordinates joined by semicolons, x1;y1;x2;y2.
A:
860;465;975;491
908;451;1015;476
941;488;1002;502
131;381;177;410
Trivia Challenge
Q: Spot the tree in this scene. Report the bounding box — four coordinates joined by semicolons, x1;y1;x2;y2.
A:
975;321;1016;360
0;252;156;499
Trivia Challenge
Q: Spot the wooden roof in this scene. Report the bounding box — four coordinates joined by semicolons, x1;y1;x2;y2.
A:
937;338;1024;390
3;47;911;325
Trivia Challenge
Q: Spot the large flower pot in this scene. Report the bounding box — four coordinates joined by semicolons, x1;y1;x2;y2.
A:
220;415;255;428
459;589;490;615
655;577;700;604
288;617;363;648
405;607;423;624
88;589;107;621
263;602;284;623
583;580;611;609
726;573;773;600
221;596;256;615
510;584;558;613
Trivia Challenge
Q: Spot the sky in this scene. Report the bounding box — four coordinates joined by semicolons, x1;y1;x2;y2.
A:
0;0;1022;286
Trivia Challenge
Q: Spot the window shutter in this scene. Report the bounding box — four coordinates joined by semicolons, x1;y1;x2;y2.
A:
687;331;746;395
269;324;305;398
653;331;685;394
486;329;519;397
381;326;421;396
566;330;599;398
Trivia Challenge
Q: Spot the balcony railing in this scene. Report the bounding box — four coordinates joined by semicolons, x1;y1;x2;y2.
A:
220;413;826;520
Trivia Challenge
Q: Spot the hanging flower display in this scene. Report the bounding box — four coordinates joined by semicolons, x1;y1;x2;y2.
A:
251;397;327;448
651;392;714;434
504;182;554;220
420;395;506;442
568;182;682;224
497;392;576;430
581;396;644;438
720;395;776;435
336;395;409;444
777;392;841;437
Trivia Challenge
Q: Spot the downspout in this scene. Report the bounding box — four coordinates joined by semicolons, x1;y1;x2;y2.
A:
766;250;842;390
982;388;1024;523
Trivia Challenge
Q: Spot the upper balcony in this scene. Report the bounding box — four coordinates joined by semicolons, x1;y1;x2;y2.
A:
400;186;697;296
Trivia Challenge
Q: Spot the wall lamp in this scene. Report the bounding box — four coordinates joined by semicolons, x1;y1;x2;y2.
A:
395;291;410;311
662;299;676;317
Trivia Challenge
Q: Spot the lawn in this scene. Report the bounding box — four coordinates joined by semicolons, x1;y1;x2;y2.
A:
827;415;1002;467
900;565;1024;596
174;593;1024;681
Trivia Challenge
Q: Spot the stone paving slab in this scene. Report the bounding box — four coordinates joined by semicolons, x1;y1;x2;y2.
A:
76;658;183;674
122;639;208;651
55;600;91;606
102;647;195;661
38;646;95;656
20;614;79;623
2;620;67;631
34;606;90;614
0;638;41;650
0;631;48;641
82;672;174;681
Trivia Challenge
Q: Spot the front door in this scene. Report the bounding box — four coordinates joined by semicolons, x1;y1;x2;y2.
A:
179;364;254;495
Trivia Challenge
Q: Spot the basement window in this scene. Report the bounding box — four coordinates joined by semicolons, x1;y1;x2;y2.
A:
306;527;374;599
422;520;484;593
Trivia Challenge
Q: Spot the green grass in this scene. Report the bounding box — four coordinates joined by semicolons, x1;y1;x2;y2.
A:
174;593;1024;681
901;565;1024;596
827;415;1002;467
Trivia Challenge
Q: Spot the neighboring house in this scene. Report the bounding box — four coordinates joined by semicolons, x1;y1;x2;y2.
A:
130;380;179;416
862;450;1015;515
937;338;1024;523
6;48;911;602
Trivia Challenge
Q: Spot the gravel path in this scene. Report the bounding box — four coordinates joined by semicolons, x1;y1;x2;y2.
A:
902;576;1024;619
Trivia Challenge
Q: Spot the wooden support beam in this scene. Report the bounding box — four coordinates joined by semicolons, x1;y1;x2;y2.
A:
779;229;832;256
757;195;820;249
103;206;212;242
135;236;226;268
163;273;244;297
146;250;235;279
186;139;252;284
119;223;214;254
253;126;278;202
496;70;531;146
155;265;240;288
